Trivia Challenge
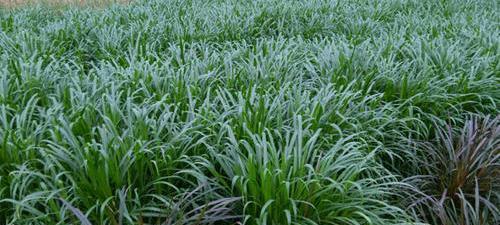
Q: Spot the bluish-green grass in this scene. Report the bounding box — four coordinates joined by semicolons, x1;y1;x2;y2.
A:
0;0;498;224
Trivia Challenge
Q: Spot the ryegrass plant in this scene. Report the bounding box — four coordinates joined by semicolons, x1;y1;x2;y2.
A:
203;117;410;224
0;0;498;224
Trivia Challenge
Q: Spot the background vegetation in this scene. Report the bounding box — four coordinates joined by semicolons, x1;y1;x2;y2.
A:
0;0;498;224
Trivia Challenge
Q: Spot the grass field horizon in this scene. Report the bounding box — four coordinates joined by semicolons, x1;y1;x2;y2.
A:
0;0;499;224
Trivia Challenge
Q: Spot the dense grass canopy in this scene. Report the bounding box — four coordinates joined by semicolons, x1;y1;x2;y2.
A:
0;0;499;224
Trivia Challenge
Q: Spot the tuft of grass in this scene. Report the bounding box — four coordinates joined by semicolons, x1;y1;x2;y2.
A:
405;115;499;225
203;116;411;225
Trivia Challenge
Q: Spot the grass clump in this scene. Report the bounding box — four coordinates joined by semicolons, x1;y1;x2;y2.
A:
205;117;409;224
406;116;499;225
0;0;498;224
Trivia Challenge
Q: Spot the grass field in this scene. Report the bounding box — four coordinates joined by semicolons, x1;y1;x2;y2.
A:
0;0;129;8
0;0;499;224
